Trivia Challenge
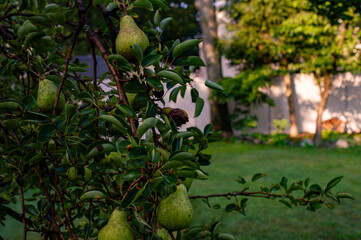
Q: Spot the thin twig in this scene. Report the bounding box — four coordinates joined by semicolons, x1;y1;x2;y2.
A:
97;4;121;20
44;161;75;238
33;166;64;239
152;127;158;147
19;185;27;240
101;176;114;209
167;229;176;240
122;176;145;199
98;4;119;51
90;42;98;91
55;216;79;240
53;23;83;114
189;189;314;204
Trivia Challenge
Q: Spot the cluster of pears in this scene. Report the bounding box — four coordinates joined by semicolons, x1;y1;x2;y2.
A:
116;15;149;60
98;208;134;240
157;184;194;231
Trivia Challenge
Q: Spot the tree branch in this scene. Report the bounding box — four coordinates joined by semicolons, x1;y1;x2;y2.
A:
189;189;314;204
53;23;83;114
167;229;176;240
76;0;137;136
19;185;27;240
98;4;119;52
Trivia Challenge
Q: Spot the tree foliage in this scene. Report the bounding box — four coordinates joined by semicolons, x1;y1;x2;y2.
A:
220;0;361;137
0;0;353;239
215;67;275;131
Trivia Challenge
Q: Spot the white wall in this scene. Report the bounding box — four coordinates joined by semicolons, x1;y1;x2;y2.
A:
247;73;361;134
77;55;361;135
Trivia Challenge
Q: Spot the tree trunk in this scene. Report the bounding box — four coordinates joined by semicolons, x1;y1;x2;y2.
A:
195;0;232;136
314;75;331;147
284;74;298;138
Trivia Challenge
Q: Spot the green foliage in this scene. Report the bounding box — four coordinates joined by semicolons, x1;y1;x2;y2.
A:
215;67;275;131
273;118;290;133
0;0;353;239
220;0;361;133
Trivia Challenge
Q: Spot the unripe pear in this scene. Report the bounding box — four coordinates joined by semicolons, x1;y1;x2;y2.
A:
98;208;134;240
156;184;194;231
84;166;92;182
37;79;65;113
67;167;77;181
116;15;149;60
104;152;125;168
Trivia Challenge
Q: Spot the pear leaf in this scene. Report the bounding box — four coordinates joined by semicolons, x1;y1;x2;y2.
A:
108;54;131;69
148;0;170;10
177;56;205;67
218;233;235;240
142;54;162;67
195;97;204;117
172;39;202;59
157;70;184;85
116;104;136;118
160;17;173;30
205;80;224;91
18;20;38;39
169;151;196;161
131;43;144;63
24;32;43;49
0;101;23;111
137;117;158;138
79;190;106;202
99;115;127;134
134;0;154;11
326;176;343;191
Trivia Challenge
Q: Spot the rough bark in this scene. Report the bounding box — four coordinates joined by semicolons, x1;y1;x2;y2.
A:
284;74;298;138
314;75;331;147
195;0;232;135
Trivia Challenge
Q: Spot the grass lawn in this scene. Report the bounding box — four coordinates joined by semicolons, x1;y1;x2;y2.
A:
1;142;360;239
189;142;361;240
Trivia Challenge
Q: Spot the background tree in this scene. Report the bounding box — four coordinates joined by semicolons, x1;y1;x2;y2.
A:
214;67;275;132
223;0;361;143
221;0;304;136
195;0;233;136
275;0;361;146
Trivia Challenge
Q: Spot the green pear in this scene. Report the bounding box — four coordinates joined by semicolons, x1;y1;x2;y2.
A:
156;228;172;240
104;152;125;168
116;15;149;60
67;167;77;181
156;184;194;231
98;208;134;240
37;79;65;113
84;166;92;182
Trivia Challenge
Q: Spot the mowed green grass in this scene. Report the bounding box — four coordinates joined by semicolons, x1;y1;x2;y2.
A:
189;142;361;240
1;142;360;239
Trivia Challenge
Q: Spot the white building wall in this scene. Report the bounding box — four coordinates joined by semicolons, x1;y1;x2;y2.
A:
77;55;361;135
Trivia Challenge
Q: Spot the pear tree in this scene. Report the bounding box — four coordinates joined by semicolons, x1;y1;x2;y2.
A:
0;0;353;239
